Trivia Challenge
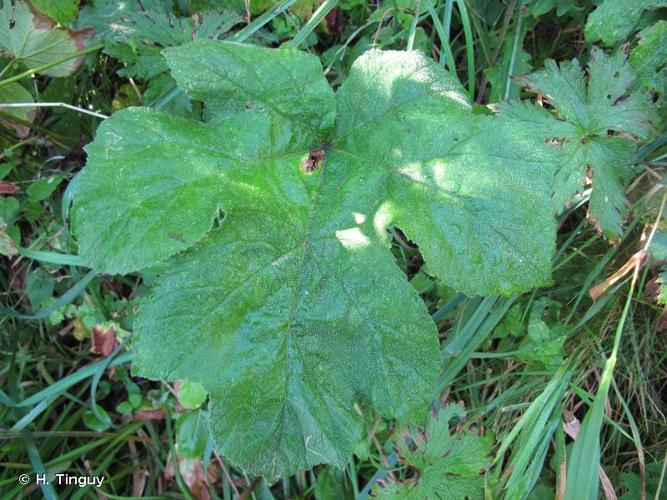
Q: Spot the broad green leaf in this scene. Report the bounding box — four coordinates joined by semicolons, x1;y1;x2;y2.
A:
0;82;33;128
629;21;667;112
72;42;557;476
0;0;83;77
373;405;492;499
620;463;665;500
585;0;666;46
332;50;554;296
164;40;336;135
31;0;80;25
502;48;658;237
72;42;336;274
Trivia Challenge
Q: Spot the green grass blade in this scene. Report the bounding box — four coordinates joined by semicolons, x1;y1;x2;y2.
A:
0;269;96;320
18;247;87;267
455;0;475;99
423;0;457;76
289;0;339;49
232;0;300;43
406;0;422;51
565;264;640;499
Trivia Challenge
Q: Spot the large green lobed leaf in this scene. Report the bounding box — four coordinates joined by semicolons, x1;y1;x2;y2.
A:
71;41;556;476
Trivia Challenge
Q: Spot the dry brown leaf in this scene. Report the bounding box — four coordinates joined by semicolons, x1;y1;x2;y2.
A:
590;250;647;301
90;325;118;356
0;180;20;194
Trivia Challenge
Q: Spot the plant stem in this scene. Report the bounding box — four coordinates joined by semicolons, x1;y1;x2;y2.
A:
0;43;104;88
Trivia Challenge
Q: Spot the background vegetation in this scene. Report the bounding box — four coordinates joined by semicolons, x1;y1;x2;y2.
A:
0;0;665;498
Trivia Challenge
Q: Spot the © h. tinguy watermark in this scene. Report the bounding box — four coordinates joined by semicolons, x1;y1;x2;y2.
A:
18;473;105;488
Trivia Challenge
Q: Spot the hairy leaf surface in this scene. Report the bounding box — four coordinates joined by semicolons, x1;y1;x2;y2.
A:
585;0;666;45
629;21;667;113
502;48;658;237
72;41;556;476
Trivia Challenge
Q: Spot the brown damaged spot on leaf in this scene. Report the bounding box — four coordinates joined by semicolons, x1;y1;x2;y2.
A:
90;325;118;356
300;143;331;173
544;136;569;146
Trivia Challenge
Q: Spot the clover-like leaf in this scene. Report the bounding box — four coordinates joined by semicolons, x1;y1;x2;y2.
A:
71;41;556;476
501;47;658;237
373;405;492;499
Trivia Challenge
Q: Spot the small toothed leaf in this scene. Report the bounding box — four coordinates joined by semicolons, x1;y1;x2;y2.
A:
373;405;492;499
502;47;658;237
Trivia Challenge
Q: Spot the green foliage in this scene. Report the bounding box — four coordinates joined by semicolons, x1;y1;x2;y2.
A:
495;299;566;367
177;379;208;409
78;0;243;80
629;20;667;113
0;82;33;121
650;230;667;304
71;41;557;475
502;47;658;237
373;405;492;499
484;37;531;102
619;463;665;499
585;0;666;46
31;0;80;25
0;0;83;76
2;1;666;497
176;410;209;459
